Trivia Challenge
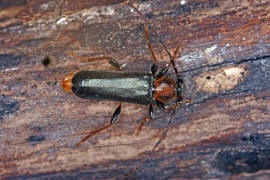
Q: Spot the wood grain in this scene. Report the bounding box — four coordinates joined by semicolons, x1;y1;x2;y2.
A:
0;0;270;179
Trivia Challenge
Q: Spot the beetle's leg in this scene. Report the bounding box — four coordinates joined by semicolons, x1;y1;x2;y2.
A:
164;99;193;112
156;99;165;111
156;44;181;78
167;44;181;69
136;103;153;136
67;52;121;71
76;103;122;146
145;25;158;75
126;108;174;177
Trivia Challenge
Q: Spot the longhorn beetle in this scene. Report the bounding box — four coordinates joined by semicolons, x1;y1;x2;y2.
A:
61;0;190;177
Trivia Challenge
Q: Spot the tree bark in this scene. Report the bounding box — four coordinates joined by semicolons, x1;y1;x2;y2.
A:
0;0;270;179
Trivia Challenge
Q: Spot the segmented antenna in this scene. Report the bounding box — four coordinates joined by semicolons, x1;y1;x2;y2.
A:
126;0;182;176
127;1;182;102
125;110;175;177
127;1;173;59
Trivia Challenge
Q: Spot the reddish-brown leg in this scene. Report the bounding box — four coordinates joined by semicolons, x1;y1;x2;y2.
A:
145;25;158;65
67;52;121;71
165;98;193;112
168;44;182;68
156;44;182;78
134;24;160;135
144;24;159;74
136;104;153;136
126;110;175;177
76;103;122;146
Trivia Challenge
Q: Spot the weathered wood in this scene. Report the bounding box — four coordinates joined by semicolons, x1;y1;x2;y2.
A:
0;0;270;179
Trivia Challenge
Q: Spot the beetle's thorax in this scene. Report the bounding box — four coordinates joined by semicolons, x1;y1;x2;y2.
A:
154;76;176;103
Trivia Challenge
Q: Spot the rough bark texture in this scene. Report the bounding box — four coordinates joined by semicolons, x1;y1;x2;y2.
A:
0;0;270;179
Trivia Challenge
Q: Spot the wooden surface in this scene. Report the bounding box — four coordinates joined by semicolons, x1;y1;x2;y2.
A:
0;0;270;179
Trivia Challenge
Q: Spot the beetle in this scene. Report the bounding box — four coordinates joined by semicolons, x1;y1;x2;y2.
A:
61;1;190;176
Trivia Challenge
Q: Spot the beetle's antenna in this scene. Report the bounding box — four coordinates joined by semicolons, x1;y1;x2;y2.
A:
127;1;172;59
127;1;182;103
125;110;175;177
126;1;183;176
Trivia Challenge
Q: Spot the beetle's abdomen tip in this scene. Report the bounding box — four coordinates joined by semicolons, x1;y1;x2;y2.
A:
61;73;74;92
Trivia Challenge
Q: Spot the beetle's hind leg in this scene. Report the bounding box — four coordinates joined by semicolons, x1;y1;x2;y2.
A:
67;52;121;71
136;103;153;135
76;103;122;146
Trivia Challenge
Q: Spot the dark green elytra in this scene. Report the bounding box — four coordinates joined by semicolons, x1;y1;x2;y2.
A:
72;70;154;105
